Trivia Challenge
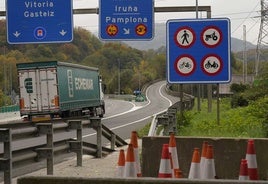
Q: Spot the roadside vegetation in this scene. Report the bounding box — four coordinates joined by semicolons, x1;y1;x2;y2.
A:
178;68;268;138
138;63;268;138
178;97;267;138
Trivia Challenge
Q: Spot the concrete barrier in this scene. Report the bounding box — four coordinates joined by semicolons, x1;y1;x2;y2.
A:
17;176;268;184
142;136;268;180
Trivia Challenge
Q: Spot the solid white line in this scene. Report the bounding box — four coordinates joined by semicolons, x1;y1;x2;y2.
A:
82;81;173;138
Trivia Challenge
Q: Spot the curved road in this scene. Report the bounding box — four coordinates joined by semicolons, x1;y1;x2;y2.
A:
5;80;179;150
83;80;179;142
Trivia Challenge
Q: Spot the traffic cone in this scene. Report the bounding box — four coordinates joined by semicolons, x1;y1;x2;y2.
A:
175;168;183;178
201;145;216;179
124;144;137;177
239;159;249;180
245;139;258;180
130;131;142;177
168;133;179;177
116;149;125;177
200;141;208;175
188;148;201;179
158;144;172;178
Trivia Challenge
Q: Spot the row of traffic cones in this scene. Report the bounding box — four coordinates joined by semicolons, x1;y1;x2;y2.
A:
117;132;259;180
239;139;258;180
188;141;216;179
158;135;259;180
116;131;142;177
158;133;182;178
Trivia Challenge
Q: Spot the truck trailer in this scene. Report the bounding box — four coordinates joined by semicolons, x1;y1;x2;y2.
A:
17;61;105;120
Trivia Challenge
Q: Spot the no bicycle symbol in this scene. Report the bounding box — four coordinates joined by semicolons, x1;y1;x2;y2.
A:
174;55;196;76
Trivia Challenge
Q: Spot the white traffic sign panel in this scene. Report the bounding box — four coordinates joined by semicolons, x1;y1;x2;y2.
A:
6;0;73;44
167;18;231;84
99;0;154;40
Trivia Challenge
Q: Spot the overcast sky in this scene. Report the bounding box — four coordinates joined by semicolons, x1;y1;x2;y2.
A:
0;0;261;45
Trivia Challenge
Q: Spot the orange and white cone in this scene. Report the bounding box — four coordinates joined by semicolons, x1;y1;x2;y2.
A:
188;148;201;179
245;139;258;180
174;168;183;178
168;133;179;177
124;144;137;177
201;145;216;179
239;159;249;180
116;149;125;177
158;144;172;178
200;141;208;176
130;131;142;177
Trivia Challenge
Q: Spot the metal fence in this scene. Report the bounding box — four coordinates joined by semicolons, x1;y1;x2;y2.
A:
0;106;19;113
0;117;127;184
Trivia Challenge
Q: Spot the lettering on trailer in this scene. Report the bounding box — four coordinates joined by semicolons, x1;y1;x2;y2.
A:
74;78;94;90
24;78;33;93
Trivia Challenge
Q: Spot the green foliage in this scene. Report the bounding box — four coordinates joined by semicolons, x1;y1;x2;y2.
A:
179;98;266;138
230;94;248;108
0;90;11;106
137;122;151;137
230;83;249;93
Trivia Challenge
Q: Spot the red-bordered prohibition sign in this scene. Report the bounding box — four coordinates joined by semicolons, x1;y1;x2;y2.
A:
201;54;223;76
174;26;196;48
106;24;118;36
201;26;222;48
174;54;196;76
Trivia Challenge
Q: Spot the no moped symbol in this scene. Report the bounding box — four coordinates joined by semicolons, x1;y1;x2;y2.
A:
201;26;222;48
201;54;223;76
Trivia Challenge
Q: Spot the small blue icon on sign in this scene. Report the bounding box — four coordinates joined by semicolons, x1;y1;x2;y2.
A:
34;27;46;40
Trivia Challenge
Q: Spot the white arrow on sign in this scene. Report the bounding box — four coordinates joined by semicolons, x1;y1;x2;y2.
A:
123;28;130;35
59;30;67;36
13;31;21;38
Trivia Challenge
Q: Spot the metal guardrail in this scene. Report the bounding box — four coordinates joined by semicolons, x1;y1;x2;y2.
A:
0;106;19;113
0;117;127;184
148;84;195;136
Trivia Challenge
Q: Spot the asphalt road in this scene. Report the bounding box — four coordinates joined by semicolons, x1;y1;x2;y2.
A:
0;80;180;180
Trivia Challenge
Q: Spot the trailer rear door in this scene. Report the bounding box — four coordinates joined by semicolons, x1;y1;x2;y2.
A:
18;67;59;115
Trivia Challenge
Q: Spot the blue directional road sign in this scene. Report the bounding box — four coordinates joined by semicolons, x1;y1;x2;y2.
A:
99;0;154;40
167;18;231;84
6;0;73;44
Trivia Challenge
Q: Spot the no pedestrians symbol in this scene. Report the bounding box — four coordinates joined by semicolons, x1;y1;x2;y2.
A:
174;26;196;48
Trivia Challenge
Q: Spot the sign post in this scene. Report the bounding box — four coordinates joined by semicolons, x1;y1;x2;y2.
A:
99;0;154;40
167;18;231;84
6;0;73;44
